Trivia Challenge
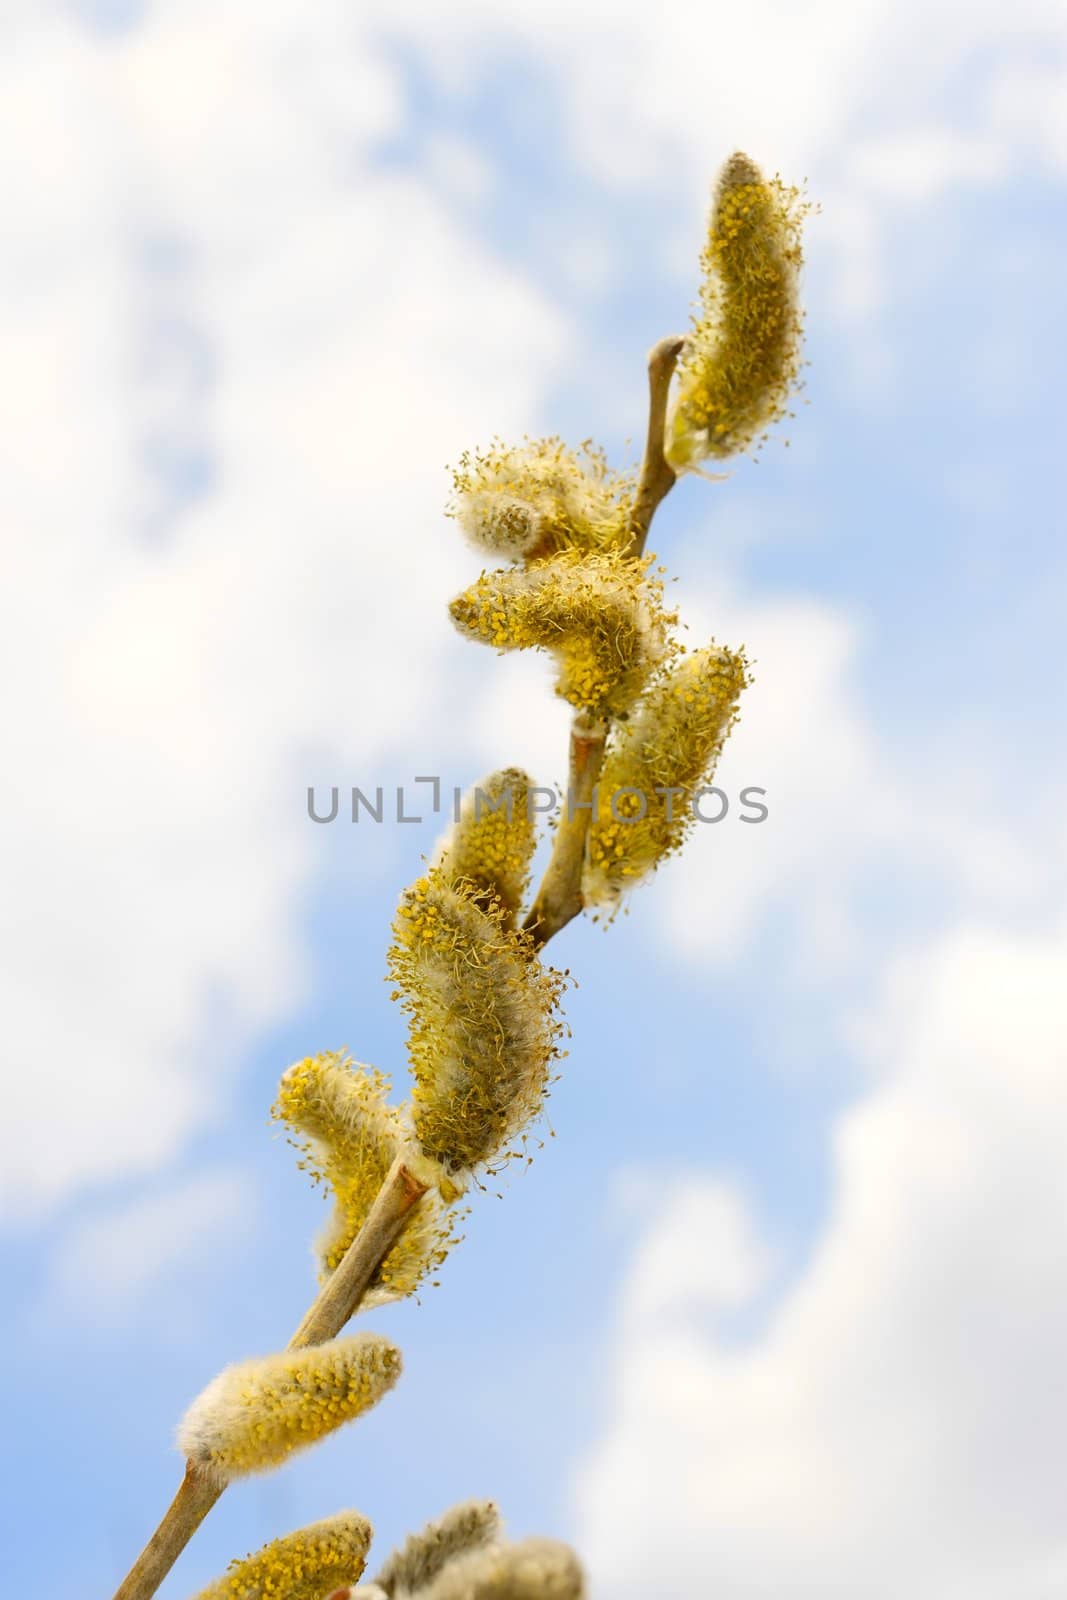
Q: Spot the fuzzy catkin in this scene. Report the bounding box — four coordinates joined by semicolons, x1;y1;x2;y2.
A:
449;549;675;716
584;644;748;905
667;150;808;467
433;770;537;924
450;437;633;561
190;1512;372;1600
387;868;566;1183
273;1050;458;1300
177;1334;401;1482
400;1539;585;1600
373;1500;500;1596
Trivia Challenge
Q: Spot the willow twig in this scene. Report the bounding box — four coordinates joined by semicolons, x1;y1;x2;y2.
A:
111;333;684;1600
289;1157;427;1348
523;711;607;948
522;334;686;949
627;334;686;556
111;1157;428;1600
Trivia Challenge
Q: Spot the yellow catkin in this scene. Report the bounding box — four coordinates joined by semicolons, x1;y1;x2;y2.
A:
387;867;567;1184
177;1334;401;1483
433;770;537;925
190;1512;373;1600
273;1051;459;1300
372;1500;501;1595
406;1538;586;1600
449;549;675;716
667;151;809;467
449;436;634;562
583;645;749;906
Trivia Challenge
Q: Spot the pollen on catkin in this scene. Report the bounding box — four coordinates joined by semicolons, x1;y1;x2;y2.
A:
190;1512;373;1600
449;549;676;716
387;867;567;1184
583;644;749;907
401;1538;585;1600
449;437;634;562
667;151;809;468
433;770;537;925
273;1051;458;1301
177;1334;402;1483
373;1500;501;1597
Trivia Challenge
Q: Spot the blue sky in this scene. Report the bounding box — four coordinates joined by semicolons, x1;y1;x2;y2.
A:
3;3;1067;1596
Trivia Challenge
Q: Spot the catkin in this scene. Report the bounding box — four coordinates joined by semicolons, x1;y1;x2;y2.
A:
449;549;675;716
274;1051;457;1300
401;1538;585;1599
388;868;566;1184
190;1513;373;1600
584;644;748;905
177;1334;401;1482
373;1500;501;1596
433;770;537;924
667;150;808;466
450;437;633;561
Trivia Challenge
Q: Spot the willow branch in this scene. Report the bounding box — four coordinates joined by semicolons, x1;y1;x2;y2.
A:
111;1464;224;1600
289;1156;428;1348
627;334;686;556
523;712;607;948
112;333;685;1600
111;1156;428;1600
523;334;685;949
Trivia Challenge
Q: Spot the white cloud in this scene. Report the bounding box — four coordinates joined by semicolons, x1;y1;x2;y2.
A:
0;5;568;1220
618;562;1041;987
576;919;1067;1598
45;1170;257;1330
3;0;1065;1225
847;129;1010;201
379;0;1067;329
987;61;1067;175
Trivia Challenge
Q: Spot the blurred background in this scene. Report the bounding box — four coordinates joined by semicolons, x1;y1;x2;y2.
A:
3;3;1066;1596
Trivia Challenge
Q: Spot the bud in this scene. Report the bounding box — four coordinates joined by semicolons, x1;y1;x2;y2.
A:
667;151;809;467
274;1051;458;1302
584;644;748;906
177;1333;402;1482
411;1538;585;1599
373;1500;500;1596
449;550;675;716
192;1513;372;1600
450;437;633;562
388;868;566;1183
191;1513;373;1600
433;769;537;924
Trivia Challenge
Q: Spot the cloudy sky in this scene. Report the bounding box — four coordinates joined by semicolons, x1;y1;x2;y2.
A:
3;2;1066;1596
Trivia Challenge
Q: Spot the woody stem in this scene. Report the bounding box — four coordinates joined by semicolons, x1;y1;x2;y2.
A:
524;334;685;948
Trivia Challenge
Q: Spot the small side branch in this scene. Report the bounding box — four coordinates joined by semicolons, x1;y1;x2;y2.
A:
627;334;686;557
289;1156;428;1347
524;336;685;950
523;714;607;948
110;1157;429;1600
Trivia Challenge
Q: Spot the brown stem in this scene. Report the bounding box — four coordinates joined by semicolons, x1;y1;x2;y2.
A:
289;1157;427;1347
111;332;686;1600
110;1157;428;1600
523;336;686;950
627;334;686;557
111;1464;224;1600
523;713;607;948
